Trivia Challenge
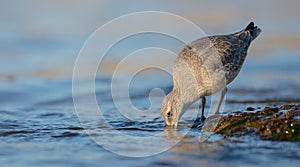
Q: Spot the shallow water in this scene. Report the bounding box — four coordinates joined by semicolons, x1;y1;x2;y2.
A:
1;73;300;166
1;1;300;167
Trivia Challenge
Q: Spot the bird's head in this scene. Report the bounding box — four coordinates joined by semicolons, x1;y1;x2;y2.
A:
161;90;182;127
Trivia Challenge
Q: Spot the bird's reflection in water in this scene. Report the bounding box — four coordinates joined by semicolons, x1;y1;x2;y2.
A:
162;116;227;154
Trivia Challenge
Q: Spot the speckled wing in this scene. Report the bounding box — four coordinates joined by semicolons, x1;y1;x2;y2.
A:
174;22;261;96
208;30;252;84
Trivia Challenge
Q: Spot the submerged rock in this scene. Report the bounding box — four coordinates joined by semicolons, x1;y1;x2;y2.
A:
215;104;300;141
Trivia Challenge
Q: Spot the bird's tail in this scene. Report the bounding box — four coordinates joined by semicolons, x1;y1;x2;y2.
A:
245;22;261;40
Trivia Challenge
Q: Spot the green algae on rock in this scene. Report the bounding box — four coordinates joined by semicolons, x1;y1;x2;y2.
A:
215;104;300;141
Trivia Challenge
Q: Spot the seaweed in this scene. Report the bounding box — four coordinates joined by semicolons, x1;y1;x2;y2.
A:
215;104;300;141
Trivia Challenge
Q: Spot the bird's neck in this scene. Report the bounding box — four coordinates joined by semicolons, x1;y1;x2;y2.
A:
172;86;190;109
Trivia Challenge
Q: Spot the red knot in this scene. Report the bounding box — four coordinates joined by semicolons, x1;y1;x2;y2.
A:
161;22;261;126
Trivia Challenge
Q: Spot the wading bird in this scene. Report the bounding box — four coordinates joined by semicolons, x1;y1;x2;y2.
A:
161;22;261;126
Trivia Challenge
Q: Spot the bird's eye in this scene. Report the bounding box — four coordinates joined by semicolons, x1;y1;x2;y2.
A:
167;111;173;117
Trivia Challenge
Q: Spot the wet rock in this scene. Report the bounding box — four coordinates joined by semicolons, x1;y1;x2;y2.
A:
280;104;294;110
215;104;300;141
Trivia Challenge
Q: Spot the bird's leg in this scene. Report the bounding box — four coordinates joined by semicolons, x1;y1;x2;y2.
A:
215;87;227;114
201;96;206;121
